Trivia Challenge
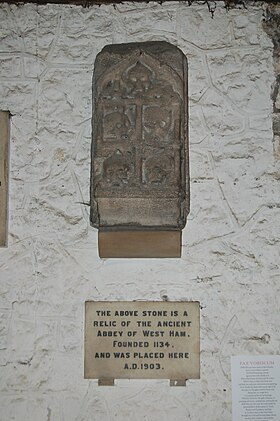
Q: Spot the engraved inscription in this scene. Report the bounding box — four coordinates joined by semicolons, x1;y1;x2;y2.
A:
85;301;200;381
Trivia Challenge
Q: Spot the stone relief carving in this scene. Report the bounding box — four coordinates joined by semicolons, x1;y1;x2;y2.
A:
102;151;133;187
103;108;132;142
142;153;174;186
91;42;189;232
143;106;173;145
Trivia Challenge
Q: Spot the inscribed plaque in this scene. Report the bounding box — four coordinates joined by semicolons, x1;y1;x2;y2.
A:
90;42;189;257
0;111;9;247
231;355;280;421
84;301;200;381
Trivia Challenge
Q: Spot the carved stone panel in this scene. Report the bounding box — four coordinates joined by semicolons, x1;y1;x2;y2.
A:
90;42;189;257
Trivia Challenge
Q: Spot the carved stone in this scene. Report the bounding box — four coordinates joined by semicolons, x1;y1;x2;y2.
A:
90;42;189;257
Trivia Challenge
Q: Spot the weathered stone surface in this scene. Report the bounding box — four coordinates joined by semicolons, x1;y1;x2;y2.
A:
0;2;279;420
90;41;189;230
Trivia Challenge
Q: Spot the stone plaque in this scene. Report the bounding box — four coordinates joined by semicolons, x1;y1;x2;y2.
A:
0;111;9;247
90;42;189;258
84;301;200;383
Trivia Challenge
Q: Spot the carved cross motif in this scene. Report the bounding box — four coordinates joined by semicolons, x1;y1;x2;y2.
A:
91;42;189;257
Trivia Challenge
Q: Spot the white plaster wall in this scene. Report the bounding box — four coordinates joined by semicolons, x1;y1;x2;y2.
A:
0;2;279;420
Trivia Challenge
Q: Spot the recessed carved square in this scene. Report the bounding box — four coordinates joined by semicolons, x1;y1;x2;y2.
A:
90;42;189;257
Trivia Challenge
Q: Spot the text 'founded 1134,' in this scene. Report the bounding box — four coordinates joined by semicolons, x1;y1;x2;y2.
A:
84;301;200;383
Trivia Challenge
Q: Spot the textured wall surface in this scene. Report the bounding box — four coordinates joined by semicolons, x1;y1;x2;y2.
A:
0;2;279;420
263;4;280;158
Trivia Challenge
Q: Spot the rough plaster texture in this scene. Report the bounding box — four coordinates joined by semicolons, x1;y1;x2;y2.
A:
0;2;279;420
